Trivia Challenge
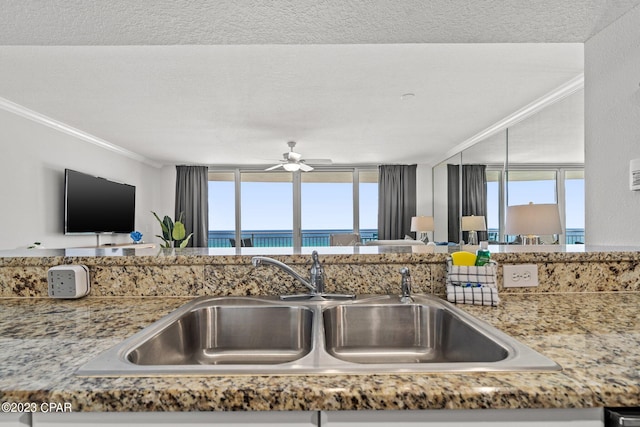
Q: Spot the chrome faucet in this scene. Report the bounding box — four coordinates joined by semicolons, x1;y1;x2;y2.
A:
251;254;315;292
309;251;325;294
251;251;353;300
399;267;413;303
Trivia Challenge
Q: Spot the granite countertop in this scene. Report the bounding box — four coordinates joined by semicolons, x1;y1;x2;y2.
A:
3;244;640;267
0;292;638;412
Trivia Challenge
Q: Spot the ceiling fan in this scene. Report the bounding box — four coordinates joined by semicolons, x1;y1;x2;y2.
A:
265;141;330;172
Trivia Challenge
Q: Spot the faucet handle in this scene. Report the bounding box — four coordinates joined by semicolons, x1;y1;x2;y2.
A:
310;250;325;295
399;267;413;302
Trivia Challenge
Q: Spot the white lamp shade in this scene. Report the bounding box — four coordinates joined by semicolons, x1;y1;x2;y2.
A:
461;215;486;231
505;203;562;235
410;216;434;232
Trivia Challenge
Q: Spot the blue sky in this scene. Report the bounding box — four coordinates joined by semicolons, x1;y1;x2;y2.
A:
211;177;584;231
209;181;379;231
487;178;585;229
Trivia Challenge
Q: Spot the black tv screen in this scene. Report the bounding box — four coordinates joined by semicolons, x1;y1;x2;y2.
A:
64;169;136;234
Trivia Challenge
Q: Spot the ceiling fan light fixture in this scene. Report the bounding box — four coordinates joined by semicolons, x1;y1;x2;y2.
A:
282;162;301;172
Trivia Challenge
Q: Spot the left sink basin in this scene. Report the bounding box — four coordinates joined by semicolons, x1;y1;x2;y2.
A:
77;296;316;376
128;304;314;366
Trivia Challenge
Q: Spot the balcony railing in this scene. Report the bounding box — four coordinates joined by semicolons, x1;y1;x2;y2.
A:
208;230;379;248
209;228;584;248
487;228;584;244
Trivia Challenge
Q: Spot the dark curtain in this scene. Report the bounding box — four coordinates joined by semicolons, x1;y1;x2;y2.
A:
175;165;209;247
447;164;487;243
462;164;488;242
377;165;417;240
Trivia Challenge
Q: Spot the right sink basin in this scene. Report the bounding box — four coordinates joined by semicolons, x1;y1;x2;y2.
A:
323;303;509;364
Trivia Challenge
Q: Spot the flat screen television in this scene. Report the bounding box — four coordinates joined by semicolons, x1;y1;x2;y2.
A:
64;169;136;234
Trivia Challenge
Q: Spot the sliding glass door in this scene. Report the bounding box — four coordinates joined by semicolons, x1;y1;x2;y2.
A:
208;172;236;247
359;170;379;243
301;172;353;246
208;168;378;249
564;170;585;244
240;172;293;248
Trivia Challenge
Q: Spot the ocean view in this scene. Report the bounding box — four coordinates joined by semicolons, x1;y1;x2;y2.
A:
208;228;585;247
208;229;379;247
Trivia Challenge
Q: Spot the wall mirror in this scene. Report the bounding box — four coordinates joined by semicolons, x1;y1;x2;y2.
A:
432;88;584;244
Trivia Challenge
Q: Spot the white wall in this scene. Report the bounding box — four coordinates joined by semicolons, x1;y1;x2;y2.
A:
416;164;433;215
432;162;451;242
415;164;434;242
0;108;166;250
585;4;640;245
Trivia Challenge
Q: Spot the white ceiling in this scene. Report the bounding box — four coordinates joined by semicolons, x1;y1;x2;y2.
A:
0;1;636;168
2;0;639;45
458;89;585;165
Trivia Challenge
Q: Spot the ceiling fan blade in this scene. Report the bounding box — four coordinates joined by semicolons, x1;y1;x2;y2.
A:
265;164;283;171
299;163;314;172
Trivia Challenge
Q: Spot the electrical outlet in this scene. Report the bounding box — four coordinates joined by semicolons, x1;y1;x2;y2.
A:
503;264;539;287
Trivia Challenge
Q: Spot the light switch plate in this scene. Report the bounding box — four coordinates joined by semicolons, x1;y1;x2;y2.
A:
503;264;539;287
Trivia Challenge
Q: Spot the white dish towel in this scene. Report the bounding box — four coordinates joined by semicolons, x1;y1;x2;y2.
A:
446;285;500;307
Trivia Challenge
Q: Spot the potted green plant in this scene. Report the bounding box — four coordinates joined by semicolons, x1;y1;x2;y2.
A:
151;211;193;248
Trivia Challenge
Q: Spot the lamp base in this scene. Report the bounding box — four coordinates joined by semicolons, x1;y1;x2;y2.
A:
467;230;478;245
417;232;430;243
521;235;540;245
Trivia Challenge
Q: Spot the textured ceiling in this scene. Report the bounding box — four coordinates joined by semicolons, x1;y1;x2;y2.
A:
2;0;640;44
0;1;636;167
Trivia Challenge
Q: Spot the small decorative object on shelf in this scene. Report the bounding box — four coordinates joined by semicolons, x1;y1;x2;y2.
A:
26;242;44;249
130;231;143;244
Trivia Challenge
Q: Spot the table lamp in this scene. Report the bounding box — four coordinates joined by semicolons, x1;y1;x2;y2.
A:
461;215;486;245
505;202;562;245
410;216;434;242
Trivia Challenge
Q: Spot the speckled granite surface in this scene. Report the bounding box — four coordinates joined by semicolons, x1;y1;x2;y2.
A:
1;246;639;412
0;293;638;412
1;245;640;297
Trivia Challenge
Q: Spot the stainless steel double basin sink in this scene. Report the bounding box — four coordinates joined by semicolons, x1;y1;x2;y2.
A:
77;295;560;376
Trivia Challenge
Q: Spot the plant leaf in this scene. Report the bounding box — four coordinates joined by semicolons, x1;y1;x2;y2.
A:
162;216;174;240
155;234;171;248
172;221;186;241
179;233;193;248
152;211;170;236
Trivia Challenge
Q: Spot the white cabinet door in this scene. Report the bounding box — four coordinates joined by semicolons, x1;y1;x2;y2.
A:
322;408;604;427
0;413;30;427
32;411;318;427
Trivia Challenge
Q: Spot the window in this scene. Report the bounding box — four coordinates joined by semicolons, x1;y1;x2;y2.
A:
208;172;235;247
301;172;353;247
359;170;379;243
496;168;584;244
485;170;500;242
241;172;293;247
507;170;557;205
505;170;558;243
564;170;585;244
208;168;378;248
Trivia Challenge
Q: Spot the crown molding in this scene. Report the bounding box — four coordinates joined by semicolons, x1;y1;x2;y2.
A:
431;73;585;167
0;96;162;168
